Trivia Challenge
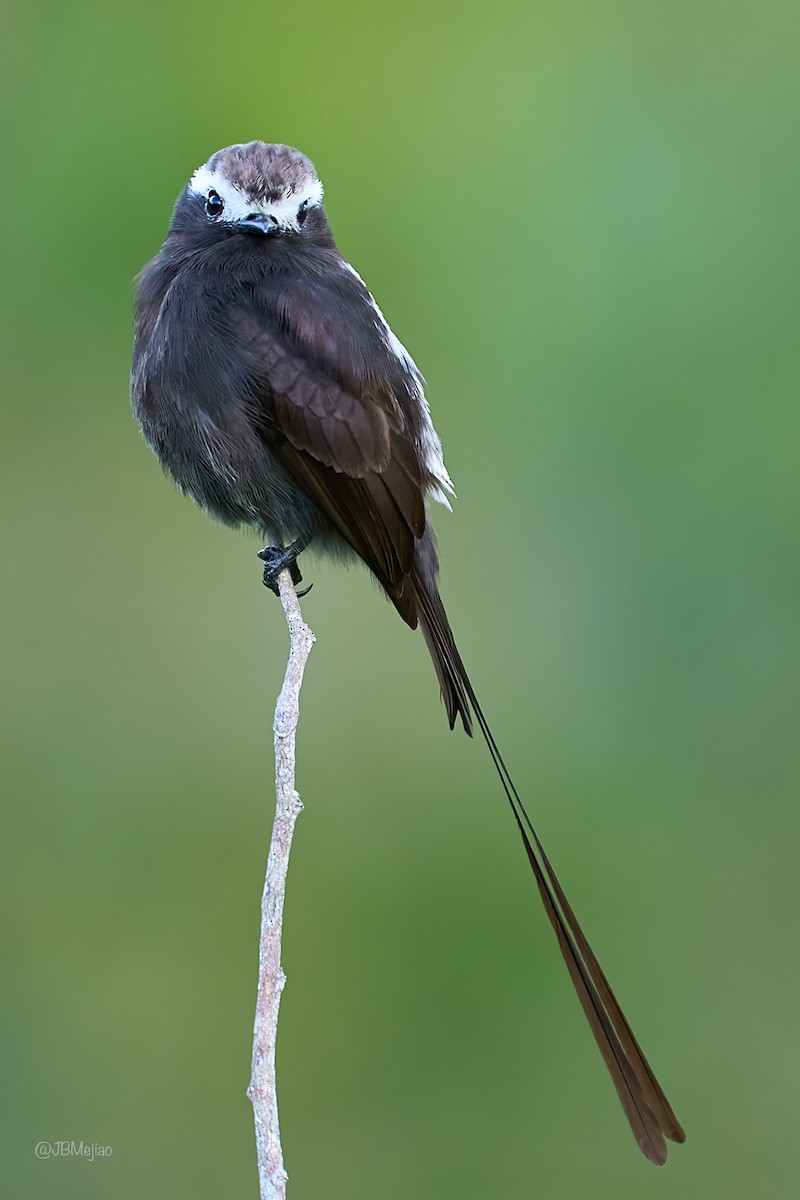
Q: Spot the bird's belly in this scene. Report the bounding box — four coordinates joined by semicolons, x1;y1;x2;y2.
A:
136;386;326;546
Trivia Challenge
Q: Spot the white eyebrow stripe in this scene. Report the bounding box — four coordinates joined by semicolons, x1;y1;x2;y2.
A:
189;164;323;230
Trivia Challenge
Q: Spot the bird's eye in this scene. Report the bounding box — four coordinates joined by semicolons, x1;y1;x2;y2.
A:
205;190;224;218
297;200;308;226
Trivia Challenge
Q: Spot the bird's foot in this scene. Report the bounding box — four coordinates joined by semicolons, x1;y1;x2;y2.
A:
257;541;312;598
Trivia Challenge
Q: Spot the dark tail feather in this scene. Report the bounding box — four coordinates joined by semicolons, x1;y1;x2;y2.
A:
414;578;473;736
413;575;685;1165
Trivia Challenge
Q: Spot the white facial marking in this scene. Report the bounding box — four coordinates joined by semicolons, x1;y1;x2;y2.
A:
341;261;456;509
189;163;324;231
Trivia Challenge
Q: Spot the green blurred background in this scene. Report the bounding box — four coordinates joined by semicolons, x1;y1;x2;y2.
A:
2;1;798;1195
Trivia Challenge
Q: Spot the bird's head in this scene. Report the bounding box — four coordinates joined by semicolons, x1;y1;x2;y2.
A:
173;141;327;240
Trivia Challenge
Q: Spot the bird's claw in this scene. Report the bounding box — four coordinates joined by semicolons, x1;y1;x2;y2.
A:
258;542;307;596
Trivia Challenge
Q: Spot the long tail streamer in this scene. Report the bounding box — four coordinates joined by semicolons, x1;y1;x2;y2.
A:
415;581;685;1164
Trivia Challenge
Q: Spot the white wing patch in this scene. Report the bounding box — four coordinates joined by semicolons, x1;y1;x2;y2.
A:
341;261;455;509
190;164;324;232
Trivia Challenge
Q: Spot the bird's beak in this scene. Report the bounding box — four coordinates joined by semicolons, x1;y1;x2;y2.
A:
231;213;281;236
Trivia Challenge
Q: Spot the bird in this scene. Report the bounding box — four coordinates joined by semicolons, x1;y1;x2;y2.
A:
131;140;685;1164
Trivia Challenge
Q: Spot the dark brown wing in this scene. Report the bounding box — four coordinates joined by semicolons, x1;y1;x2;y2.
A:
256;322;401;476
281;433;425;625
231;266;472;730
234;278;428;621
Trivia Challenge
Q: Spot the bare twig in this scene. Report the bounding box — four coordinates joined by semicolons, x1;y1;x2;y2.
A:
247;569;315;1199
